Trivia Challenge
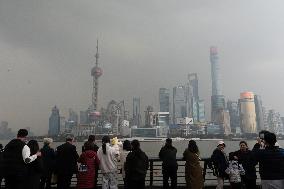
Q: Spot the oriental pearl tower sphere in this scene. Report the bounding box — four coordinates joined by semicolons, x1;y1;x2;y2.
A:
91;40;103;113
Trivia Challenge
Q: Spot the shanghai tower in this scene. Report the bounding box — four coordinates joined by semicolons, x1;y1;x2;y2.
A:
210;46;225;123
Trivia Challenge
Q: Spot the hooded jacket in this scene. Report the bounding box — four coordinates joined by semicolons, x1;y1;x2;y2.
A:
77;150;100;189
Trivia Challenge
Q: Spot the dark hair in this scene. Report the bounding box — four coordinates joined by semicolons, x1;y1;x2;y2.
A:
229;152;235;161
165;138;172;148
259;130;270;139
123;140;131;151
66;136;73;142
84;141;95;151
188;140;199;154
0;144;3;149
17;129;28;138
131;139;140;150
239;141;248;147
88;135;96;142
27;140;39;155
102;136;110;154
264;132;277;146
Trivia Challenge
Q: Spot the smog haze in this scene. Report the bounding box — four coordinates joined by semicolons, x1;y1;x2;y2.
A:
1;0;284;135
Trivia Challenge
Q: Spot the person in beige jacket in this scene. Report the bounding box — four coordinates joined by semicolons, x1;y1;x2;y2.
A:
183;140;204;189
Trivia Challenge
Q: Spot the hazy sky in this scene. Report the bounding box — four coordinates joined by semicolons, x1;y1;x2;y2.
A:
1;0;284;135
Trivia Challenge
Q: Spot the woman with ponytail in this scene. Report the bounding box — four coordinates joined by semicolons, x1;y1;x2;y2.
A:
97;136;119;189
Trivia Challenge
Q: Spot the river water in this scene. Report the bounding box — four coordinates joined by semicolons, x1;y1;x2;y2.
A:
1;139;283;158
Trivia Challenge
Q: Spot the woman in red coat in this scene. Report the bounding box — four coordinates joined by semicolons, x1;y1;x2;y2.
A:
77;142;100;189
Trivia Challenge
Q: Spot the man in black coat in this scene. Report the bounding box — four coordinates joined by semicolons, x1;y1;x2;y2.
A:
55;136;79;189
159;138;178;189
125;140;149;189
2;129;41;189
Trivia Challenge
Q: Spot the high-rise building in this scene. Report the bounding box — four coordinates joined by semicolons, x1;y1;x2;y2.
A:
262;107;270;131
159;88;170;112
48;106;60;136
267;110;282;133
188;73;199;101
80;110;89;124
133;97;141;127
239;92;257;134
198;100;206;123
227;101;240;133
69;108;78;126
210;47;225;123
216;109;231;135
173;85;187;123
254;95;264;132
59;116;66;133
145;106;155;127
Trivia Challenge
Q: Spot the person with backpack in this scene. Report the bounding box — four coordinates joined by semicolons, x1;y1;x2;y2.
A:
82;135;99;189
77;142;100;189
210;141;229;189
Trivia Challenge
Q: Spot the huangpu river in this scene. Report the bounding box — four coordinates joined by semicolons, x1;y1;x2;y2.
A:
1;139;284;158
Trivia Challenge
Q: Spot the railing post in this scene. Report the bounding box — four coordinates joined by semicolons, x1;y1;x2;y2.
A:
203;158;209;180
149;159;153;188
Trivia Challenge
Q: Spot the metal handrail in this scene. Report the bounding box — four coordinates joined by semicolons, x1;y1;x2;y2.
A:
1;157;260;187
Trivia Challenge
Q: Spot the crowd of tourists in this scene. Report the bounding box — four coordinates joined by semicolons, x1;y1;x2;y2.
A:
0;129;284;189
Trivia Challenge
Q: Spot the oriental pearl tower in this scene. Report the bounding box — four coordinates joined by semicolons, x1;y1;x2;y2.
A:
91;40;103;112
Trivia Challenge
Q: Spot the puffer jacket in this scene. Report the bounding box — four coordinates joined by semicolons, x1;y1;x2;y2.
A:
77;150;100;189
225;160;245;183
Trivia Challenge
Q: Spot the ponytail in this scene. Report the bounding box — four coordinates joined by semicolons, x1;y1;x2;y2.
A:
102;143;107;154
101;135;110;155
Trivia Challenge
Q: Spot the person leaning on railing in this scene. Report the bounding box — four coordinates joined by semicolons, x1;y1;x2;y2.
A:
183;140;203;189
125;140;149;189
159;138;178;189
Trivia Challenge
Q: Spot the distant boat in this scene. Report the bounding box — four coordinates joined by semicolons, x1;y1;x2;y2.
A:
231;138;245;141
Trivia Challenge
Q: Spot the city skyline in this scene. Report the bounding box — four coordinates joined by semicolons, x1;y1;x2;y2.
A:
1;1;284;135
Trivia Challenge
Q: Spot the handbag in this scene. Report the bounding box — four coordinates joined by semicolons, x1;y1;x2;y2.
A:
78;164;88;172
